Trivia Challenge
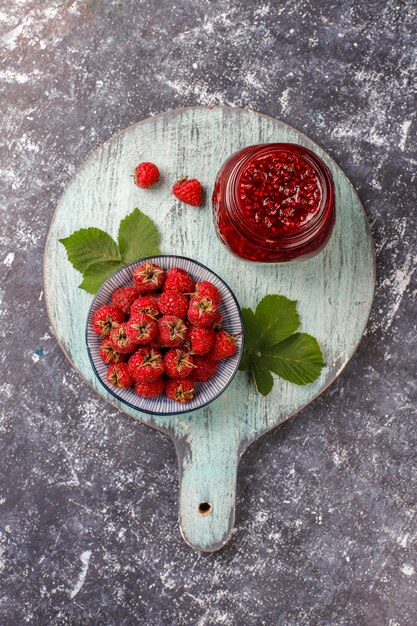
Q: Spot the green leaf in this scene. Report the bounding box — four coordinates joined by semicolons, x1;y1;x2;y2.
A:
78;261;125;294
255;294;300;349
240;294;325;395
59;228;121;273
241;307;258;354
60;208;161;294
263;333;325;385
251;360;274;396
118;208;160;263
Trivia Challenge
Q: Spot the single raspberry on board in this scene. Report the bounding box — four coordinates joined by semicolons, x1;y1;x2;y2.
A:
133;162;160;188
172;177;203;207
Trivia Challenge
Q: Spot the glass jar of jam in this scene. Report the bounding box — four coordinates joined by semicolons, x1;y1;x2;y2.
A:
212;143;335;262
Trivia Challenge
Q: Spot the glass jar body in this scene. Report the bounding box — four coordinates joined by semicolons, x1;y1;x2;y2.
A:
212;143;336;263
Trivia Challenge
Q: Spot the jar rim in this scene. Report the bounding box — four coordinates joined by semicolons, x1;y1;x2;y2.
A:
224;143;334;249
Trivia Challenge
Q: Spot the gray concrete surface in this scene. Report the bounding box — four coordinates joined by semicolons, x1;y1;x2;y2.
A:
1;1;416;624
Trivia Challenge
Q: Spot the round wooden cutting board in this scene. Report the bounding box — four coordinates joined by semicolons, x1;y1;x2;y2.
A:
44;106;375;552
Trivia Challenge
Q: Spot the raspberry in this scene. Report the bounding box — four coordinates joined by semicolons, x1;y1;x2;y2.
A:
99;339;126;365
172;177;203;207
158;290;189;319
187;297;218;329
188;326;215;355
107;362;133;388
165;378;195;403
163;268;195;294
134;378;165;398
164;347;194;378
209;329;237;360
192;356;218;382
92;305;125;337
130;295;159;318
126;313;157;344
133;262;164;292
109;323;138;354
111;286;139;314
195;281;221;305
133;162;160;188
157;315;188;347
127;348;164;382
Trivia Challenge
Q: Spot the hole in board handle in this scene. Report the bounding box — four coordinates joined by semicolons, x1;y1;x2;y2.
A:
198;502;212;515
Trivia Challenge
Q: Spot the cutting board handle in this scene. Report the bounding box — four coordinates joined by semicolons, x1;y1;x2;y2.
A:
174;420;240;552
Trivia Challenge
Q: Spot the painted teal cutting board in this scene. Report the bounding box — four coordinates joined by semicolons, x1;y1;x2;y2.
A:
44;106;375;552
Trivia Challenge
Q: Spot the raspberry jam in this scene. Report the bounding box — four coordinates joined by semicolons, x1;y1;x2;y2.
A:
212;143;335;262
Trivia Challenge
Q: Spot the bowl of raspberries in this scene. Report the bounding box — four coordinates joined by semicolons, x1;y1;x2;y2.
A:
86;255;244;415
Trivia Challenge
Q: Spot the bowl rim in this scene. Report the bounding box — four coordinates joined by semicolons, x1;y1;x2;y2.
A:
85;254;245;416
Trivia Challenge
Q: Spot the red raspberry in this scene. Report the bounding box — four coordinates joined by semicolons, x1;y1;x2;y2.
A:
134;378;165;398
158;290;189;319
133;162;160;188
187;297;218;328
212;311;223;330
172;177;203;207
99;339;126;365
92;305;125;337
126;313;157;344
163;268;195;294
165;378;195;403
107;362;133;388
109;323;138;354
111;286;139;314
157;315;188;347
164;347;194;378
195;281;221;304
127;348;164;382
209;329;238;360
188;327;215;355
192;356;218;382
130;295;160;319
133;262;164;292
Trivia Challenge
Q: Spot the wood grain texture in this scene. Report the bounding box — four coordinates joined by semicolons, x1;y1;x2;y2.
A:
43;106;375;552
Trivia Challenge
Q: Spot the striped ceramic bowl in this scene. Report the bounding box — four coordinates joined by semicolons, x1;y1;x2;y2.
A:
86;255;244;416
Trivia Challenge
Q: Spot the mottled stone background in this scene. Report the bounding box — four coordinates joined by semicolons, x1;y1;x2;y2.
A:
1;1;416;624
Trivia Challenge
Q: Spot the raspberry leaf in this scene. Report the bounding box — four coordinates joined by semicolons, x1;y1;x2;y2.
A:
251;360;274;396
255;295;300;349
78;261;126;294
59;228;122;273
263;333;325;385
241;295;324;393
59;209;161;293
118;208;160;263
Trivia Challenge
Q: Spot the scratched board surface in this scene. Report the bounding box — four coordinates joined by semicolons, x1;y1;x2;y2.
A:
44;106;374;551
